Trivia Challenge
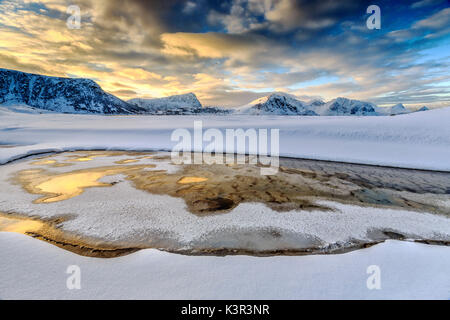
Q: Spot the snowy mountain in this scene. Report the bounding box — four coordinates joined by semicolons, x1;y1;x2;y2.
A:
0;69;143;114
201;106;234;114
379;104;431;115
234;93;432;116
311;97;381;116
416;106;429;112
235;94;381;116
235;92;318;115
128;93;204;115
307;99;326;107
385;103;410;115
0;69;434;117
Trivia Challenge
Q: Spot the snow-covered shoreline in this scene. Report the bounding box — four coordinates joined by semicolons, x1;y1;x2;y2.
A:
0;232;448;299
1;105;450;171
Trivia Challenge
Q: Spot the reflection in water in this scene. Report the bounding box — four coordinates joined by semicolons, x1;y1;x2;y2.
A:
17;165;153;204
0;213;139;258
68;157;94;162
178;177;208;184
115;159;139;164
2;150;450;258
31;159;72;168
35;172;112;203
12;151;450;216
32;160;57;165
0;215;45;234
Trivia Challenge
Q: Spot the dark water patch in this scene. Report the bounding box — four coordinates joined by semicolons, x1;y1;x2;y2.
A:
279;157;450;194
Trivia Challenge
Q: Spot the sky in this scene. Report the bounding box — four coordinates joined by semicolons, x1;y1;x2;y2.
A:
0;0;449;108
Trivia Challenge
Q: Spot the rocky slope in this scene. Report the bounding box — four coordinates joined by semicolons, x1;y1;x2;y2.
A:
128;93;203;115
0;69;432;116
235;93;430;116
0;69;143;114
235;92;318;115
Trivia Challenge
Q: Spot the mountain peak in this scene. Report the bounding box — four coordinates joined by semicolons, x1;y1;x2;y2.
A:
388;103;410;115
314;97;378;116
308;99;325;106
0;69;141;114
128;92;202;115
237;92;316;115
236;93;384;116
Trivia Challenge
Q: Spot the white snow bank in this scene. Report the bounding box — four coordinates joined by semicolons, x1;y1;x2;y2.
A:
0;232;449;299
0;106;449;171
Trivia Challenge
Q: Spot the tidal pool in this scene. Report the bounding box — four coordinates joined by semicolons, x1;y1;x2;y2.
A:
0;150;449;257
15;151;450;215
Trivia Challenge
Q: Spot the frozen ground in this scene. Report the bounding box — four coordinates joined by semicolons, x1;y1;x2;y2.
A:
0;232;449;299
1;105;450;171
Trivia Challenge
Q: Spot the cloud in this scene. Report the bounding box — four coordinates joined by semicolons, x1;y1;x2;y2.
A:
207;0;372;33
411;0;445;9
0;0;449;108
388;7;450;41
161;32;271;60
413;7;450;29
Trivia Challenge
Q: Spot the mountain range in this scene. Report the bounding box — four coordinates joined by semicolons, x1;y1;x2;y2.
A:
236;93;429;116
0;69;429;116
128;93;202;115
0;68;143;114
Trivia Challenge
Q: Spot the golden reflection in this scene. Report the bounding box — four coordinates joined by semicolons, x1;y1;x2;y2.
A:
14;150;439;217
178;177;209;184
35;172;112;203
32;160;57;165
115;159;139;164
0;212;139;258
0;215;45;234
16;165;154;204
14;151;329;215
31;159;72;168
67;157;94;162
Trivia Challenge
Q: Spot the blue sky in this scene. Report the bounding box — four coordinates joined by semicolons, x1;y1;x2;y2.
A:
0;0;449;107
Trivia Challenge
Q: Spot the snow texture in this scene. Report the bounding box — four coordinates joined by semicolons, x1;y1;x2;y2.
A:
0;105;449;171
0;232;449;299
1;153;449;250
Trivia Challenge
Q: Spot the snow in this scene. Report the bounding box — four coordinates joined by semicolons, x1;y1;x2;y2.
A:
1;105;449;171
236;92;316;115
388;103;409;115
128;93;203;114
0;68;142;114
0;102;449;300
313;97;380;116
1;69;436;117
233;93;416;116
1;152;448;250
0;232;448;299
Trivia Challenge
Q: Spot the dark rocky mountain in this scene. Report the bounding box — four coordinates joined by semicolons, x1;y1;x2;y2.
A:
236;92;318;115
0;68;144;114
